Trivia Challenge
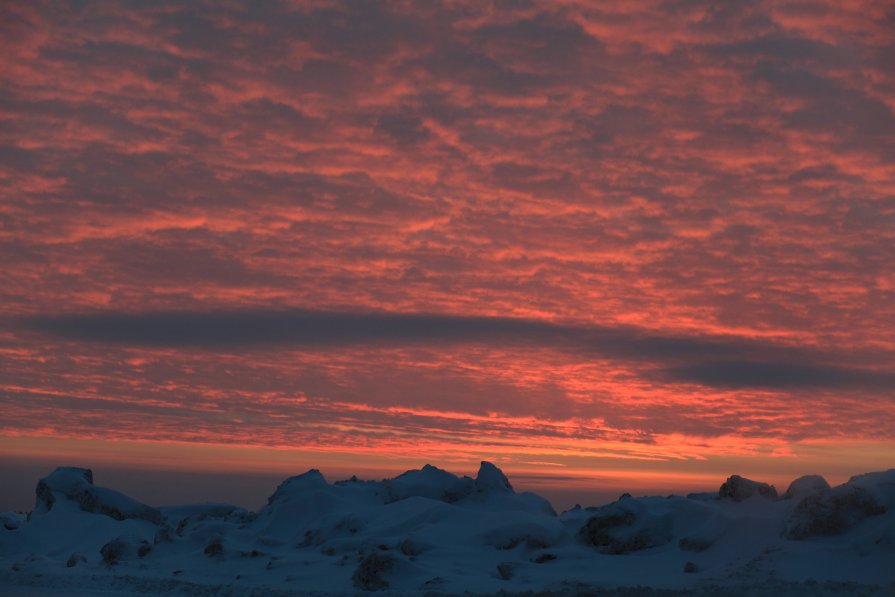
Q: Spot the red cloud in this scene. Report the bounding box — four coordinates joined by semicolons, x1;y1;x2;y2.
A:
1;0;893;491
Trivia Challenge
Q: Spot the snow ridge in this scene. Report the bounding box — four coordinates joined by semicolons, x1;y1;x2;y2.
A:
2;464;894;595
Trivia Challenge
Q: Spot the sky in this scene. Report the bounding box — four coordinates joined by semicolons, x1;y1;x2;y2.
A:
2;0;894;511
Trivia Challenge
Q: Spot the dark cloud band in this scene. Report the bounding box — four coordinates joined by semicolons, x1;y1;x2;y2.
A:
21;310;893;391
663;361;895;390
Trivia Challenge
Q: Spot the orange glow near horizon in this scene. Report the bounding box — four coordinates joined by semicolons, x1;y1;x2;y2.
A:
4;434;893;504
1;1;894;505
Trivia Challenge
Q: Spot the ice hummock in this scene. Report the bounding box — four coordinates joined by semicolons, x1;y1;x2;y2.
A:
2;463;894;595
718;474;777;501
476;461;513;492
32;467;165;525
783;474;831;499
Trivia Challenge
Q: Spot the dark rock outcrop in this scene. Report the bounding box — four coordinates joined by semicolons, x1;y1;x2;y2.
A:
137;540;152;558
496;562;514;580
719;475;777;501
100;538;129;565
204;538;224;556
678;536;713;552
352;552;395;591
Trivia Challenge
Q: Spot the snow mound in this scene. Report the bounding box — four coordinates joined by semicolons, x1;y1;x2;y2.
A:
784;475;830;499
784;477;888;540
382;464;474;503
719;474;778;501
576;498;673;554
481;519;566;550
265;468;329;504
33;467;165;526
845;469;895;507
255;469;379;543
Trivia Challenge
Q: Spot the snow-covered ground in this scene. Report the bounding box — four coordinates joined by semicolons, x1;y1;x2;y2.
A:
2;462;893;595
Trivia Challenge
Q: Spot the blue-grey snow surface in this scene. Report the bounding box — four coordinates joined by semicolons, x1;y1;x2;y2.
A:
2;462;894;595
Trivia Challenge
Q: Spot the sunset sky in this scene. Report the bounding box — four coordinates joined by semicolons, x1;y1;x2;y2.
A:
2;0;894;510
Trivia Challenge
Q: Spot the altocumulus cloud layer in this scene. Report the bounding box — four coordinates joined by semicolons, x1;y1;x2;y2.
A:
1;1;894;472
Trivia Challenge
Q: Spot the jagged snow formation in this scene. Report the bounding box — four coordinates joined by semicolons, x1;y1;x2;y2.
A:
1;464;894;595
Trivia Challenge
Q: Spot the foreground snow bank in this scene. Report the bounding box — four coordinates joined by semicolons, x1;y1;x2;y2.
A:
2;464;893;595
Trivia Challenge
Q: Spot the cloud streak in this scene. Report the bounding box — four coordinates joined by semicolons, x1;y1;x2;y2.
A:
20;309;894;390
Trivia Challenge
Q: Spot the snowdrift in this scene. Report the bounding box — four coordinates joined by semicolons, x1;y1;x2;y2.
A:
2;463;894;595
